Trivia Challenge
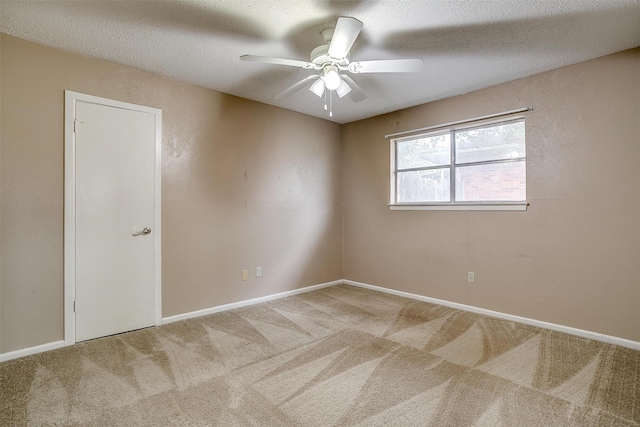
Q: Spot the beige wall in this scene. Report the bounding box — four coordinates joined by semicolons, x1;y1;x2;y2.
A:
0;33;2;352
343;48;640;341
0;34;343;353
1;31;639;355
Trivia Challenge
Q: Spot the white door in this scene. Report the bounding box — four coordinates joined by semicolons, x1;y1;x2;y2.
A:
73;99;158;342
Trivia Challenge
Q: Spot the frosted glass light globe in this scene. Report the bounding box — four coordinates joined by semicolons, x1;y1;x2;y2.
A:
323;66;341;90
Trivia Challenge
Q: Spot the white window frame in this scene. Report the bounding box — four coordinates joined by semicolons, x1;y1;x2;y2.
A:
389;115;528;211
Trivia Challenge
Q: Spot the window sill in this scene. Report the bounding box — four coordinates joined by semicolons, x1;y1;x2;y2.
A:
389;202;529;211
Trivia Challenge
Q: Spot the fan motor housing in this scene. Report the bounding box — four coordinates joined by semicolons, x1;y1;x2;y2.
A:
311;44;349;66
311;27;350;66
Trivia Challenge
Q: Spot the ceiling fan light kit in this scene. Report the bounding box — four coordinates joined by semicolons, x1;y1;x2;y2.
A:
241;16;424;118
309;78;326;97
322;65;342;90
335;78;352;98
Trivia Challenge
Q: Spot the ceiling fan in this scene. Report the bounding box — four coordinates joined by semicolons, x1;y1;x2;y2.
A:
240;16;424;117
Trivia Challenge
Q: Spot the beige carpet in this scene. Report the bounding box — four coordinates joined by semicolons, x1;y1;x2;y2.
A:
1;284;639;426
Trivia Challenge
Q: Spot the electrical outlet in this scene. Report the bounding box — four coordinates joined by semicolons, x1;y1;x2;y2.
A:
242;270;249;281
467;272;475;283
256;266;262;277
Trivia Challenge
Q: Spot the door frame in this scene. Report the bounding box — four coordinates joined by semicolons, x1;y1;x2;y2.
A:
64;90;162;346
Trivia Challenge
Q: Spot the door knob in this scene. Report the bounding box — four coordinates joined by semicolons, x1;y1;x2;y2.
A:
132;227;152;236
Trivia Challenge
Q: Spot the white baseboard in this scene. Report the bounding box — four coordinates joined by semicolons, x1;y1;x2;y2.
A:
0;340;66;363
4;278;638;363
0;280;341;363
162;280;342;324
343;279;640;351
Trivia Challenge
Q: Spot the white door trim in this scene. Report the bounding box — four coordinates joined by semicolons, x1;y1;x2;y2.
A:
64;91;162;346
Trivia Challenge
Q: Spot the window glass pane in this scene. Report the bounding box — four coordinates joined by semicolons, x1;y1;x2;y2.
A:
396;133;451;170
397;168;450;203
455;161;526;202
455;120;525;164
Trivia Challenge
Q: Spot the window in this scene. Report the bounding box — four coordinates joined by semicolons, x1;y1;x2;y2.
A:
390;116;527;210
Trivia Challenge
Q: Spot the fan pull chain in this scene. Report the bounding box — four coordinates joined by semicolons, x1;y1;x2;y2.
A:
329;90;333;118
324;90;328;111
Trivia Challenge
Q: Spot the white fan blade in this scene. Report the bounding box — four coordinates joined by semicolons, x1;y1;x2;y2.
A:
241;55;316;69
340;75;367;102
328;17;363;59
349;59;424;73
275;75;319;99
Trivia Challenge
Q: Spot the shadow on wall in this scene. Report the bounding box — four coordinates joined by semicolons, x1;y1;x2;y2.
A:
160;91;342;315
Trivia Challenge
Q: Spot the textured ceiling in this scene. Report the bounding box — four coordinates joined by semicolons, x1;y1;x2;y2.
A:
1;0;639;123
